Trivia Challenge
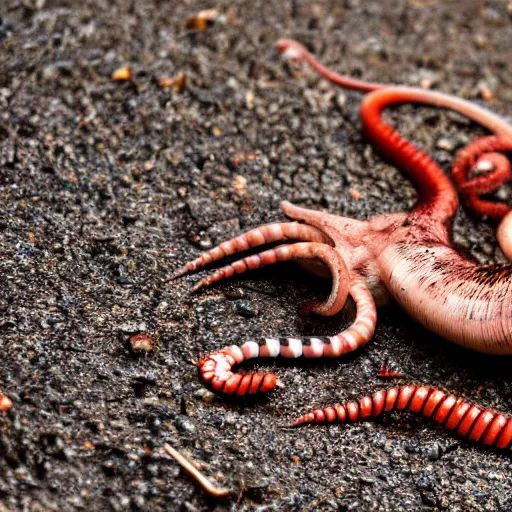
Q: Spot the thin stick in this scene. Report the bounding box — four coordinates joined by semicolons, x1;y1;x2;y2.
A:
164;443;230;498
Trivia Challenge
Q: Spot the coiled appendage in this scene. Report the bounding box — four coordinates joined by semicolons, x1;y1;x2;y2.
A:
198;280;376;396
452;135;512;219
292;385;512;449
276;38;512;227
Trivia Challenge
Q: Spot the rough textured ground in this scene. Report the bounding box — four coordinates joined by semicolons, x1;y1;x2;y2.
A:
1;0;512;510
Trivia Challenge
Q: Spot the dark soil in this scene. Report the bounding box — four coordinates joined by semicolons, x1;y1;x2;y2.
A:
2;0;512;510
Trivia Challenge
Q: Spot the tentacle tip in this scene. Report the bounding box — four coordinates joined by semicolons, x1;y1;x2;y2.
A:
275;39;305;60
190;282;203;293
278;422;298;430
280;200;295;217
170;268;187;280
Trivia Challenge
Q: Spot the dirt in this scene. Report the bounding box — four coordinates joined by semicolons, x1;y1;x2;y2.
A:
1;0;512;510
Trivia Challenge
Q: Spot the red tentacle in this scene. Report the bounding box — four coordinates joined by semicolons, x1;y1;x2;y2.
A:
292;385;512;449
171;222;331;279
452;136;512;219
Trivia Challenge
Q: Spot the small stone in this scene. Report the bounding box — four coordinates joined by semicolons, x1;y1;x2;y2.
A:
232;299;257;318
102;460;116;476
436;138;455;151
41;61;73;81
478;82;494;101
198;238;212;249
119;322;138;333
475;159;494;173
193;388;216;403
426;443;442;460
174;416;196;434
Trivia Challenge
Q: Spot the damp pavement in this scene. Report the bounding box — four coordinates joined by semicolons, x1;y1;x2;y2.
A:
1;0;512;510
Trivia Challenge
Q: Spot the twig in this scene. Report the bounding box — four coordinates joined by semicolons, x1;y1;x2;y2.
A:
164;443;230;498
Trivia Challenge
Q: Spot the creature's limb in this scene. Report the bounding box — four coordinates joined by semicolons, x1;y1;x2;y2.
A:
198;280;376;395
291;385;512;449
452;135;512;219
277;39;512;225
497;211;512;261
192;242;349;317
280;201;367;236
171;222;331;279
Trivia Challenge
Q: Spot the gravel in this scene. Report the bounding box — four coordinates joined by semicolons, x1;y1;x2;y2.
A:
1;0;512;510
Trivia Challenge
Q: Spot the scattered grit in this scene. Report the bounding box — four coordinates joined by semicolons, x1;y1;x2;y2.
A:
1;0;512;510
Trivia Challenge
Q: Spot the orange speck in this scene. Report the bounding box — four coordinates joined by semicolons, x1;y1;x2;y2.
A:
159;73;186;92
185;9;219;31
233;175;247;193
378;364;404;379
478;84;494;101
112;66;132;81
0;393;13;411
83;441;95;450
420;78;433;90
349;188;361;200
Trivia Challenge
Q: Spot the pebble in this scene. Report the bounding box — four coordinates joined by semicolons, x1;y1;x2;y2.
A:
232;299;257;317
426;443;442;461
174;416;196;435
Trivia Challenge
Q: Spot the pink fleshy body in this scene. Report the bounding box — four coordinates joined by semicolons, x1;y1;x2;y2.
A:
172;39;512;397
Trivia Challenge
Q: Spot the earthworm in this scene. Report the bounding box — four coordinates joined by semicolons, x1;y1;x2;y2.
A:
291;385;512;449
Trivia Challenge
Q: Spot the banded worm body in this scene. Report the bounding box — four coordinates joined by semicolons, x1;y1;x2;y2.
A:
172;39;512;398
292;386;512;450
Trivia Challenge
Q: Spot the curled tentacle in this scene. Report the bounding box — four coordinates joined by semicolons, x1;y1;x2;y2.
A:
291;385;512;449
277;39;512;225
452;136;512;219
457;153;511;196
171;222;331;279
193;242;350;317
198;280;376;395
